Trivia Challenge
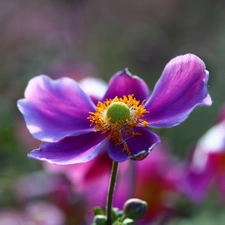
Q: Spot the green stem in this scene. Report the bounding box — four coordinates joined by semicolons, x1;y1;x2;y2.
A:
106;160;119;225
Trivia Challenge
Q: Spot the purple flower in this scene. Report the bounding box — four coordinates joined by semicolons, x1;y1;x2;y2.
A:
17;54;211;164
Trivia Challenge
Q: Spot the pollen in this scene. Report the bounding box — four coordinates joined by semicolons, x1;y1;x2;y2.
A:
88;94;149;156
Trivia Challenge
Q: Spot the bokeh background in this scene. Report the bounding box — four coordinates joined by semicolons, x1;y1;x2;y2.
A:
1;0;225;224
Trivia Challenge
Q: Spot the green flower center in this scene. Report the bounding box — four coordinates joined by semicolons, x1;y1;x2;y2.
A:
106;102;130;123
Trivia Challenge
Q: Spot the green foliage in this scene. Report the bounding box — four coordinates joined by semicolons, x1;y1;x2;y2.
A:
92;198;147;225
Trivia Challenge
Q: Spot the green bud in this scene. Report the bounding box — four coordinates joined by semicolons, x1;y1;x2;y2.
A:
123;198;147;220
106;102;130;123
93;215;107;225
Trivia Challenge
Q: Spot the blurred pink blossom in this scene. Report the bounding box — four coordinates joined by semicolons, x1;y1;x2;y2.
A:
191;120;225;200
130;144;184;223
177;104;225;204
14;171;86;225
0;201;65;225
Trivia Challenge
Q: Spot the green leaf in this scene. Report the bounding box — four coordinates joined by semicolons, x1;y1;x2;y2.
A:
122;218;135;225
92;215;107;225
112;207;123;221
94;207;105;216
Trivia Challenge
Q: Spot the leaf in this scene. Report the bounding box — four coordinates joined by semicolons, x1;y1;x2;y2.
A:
94;207;105;216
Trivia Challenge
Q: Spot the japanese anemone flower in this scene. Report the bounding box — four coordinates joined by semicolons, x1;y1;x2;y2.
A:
17;54;211;164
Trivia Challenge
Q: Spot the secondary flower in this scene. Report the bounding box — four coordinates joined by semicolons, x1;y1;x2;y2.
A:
17;54;212;164
189;119;225;201
176;105;225;203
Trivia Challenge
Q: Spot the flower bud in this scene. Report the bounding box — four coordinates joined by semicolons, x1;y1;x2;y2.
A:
123;198;147;220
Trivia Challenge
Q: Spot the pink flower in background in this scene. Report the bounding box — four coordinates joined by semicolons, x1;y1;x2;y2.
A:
14;171;86;225
130;144;184;223
173;159;213;204
44;150;112;197
217;104;225;123
25;201;65;225
190;119;225;201
176;104;225;203
0;211;26;225
0;202;65;225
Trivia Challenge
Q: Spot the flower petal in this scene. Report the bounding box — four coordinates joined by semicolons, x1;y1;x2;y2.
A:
28;132;108;164
108;128;160;162
79;77;107;104
17;75;96;142
144;54;212;128
102;69;150;101
175;163;212;203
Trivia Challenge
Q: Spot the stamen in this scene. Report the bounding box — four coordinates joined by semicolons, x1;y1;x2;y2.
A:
88;95;149;156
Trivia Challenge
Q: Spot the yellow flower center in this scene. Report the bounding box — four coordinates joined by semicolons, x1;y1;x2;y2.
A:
88;94;149;156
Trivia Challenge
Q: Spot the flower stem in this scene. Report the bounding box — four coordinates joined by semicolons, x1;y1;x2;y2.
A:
106;160;119;225
129;160;136;198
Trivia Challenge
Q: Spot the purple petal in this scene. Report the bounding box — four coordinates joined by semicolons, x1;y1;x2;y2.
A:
108;128;160;162
17;75;96;142
102;69;150;101
144;54;212;128
28;132;108;164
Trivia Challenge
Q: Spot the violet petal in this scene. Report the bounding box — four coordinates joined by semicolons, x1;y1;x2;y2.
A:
102;69;150;101
108;128;160;162
145;54;212;128
17;75;96;142
28;132;108;164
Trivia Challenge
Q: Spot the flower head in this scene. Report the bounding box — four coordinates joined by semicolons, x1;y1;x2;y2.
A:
17;54;211;164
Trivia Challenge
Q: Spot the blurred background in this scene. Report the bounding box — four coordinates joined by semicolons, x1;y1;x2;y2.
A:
1;0;225;224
